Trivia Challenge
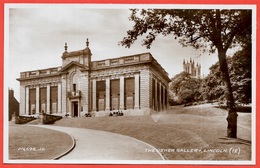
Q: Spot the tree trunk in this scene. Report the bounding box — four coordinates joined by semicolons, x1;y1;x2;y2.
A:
217;50;238;138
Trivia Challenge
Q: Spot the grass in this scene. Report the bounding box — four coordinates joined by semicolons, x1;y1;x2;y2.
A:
9;124;74;160
54;104;252;160
215;105;252;113
8;104;251;161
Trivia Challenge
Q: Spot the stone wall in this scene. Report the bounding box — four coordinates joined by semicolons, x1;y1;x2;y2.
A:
61;74;67;115
140;68;151;115
79;72;90;116
19;85;25;115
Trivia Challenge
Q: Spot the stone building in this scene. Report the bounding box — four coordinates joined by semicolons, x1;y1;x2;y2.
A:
17;39;171;117
8;88;19;121
183;58;201;78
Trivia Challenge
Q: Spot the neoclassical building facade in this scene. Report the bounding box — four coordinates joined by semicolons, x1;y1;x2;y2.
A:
17;39;171;117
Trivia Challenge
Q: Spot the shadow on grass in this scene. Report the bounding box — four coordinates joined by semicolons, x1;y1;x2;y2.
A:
219;137;251;145
213;106;251;113
237;138;252;145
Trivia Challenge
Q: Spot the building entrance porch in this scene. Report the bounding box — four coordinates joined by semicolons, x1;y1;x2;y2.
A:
72;101;79;117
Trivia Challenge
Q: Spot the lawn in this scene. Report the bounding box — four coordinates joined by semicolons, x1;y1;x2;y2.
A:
9;124;74;160
54;104;252;160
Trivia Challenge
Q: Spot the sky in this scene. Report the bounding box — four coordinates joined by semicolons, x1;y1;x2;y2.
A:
7;4;239;100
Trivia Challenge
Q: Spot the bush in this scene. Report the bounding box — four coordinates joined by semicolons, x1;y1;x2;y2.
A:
169;99;181;106
42;113;62;124
193;102;198;105
15;116;37;124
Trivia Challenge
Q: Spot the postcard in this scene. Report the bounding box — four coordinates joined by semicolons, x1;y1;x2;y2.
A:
3;2;257;167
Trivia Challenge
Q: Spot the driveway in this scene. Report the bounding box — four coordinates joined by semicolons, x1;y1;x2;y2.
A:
35;125;164;161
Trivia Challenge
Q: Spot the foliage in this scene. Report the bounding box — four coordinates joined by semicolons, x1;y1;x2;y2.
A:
178;89;194;104
120;8;252;138
170;71;190;95
230;45;252;104
201;61;226;101
202;46;251;104
120;9;251;52
170;71;202;105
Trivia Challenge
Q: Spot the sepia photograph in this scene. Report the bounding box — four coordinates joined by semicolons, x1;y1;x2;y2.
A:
4;4;256;165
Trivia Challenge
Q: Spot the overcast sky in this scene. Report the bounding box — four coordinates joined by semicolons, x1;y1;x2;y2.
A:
7;4;232;100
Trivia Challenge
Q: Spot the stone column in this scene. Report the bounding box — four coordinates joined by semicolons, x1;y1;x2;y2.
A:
139;69;150;114
36;85;40;114
25;86;29;115
165;86;169;110
159;82;162;111
92;78;97;112
78;101;81;117
47;83;51;114
105;76;110;111
119;75;124;110
134;73;140;109
58;82;62;113
19;85;26;115
162;85;165;111
61;75;67;115
155;79;158;111
79;73;89;114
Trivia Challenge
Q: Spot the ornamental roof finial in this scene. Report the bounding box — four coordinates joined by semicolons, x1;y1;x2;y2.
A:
86;38;89;47
64;42;68;52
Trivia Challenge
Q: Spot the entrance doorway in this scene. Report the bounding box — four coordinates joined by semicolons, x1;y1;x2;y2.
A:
73;102;78;117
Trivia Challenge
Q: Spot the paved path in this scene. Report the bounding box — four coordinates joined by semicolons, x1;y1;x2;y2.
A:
35;125;164;161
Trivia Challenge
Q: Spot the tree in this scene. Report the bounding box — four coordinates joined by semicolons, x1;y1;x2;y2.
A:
170;71;201;105
230;45;251;104
178;89;194;106
201;61;227;102
120;9;252;138
202;46;251;105
170;71;190;95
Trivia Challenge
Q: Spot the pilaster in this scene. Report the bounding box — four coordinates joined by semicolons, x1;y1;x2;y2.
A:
140;69;150;109
134;73;140;109
159;82;162;111
119;75;124;110
92;78;97;112
36;85;40;114
155;78;158;111
61;75;67;115
105;76;110;111
46;83;51;114
19;85;26;115
58;82;62;113
25;86;29;115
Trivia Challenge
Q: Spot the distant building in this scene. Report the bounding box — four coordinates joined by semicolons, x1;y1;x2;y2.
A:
17;39;171;117
183;58;201;78
8;88;19;120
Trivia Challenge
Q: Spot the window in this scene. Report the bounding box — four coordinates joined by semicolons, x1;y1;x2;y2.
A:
73;84;76;92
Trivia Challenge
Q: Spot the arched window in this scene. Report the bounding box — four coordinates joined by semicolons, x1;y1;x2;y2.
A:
71;73;79;92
